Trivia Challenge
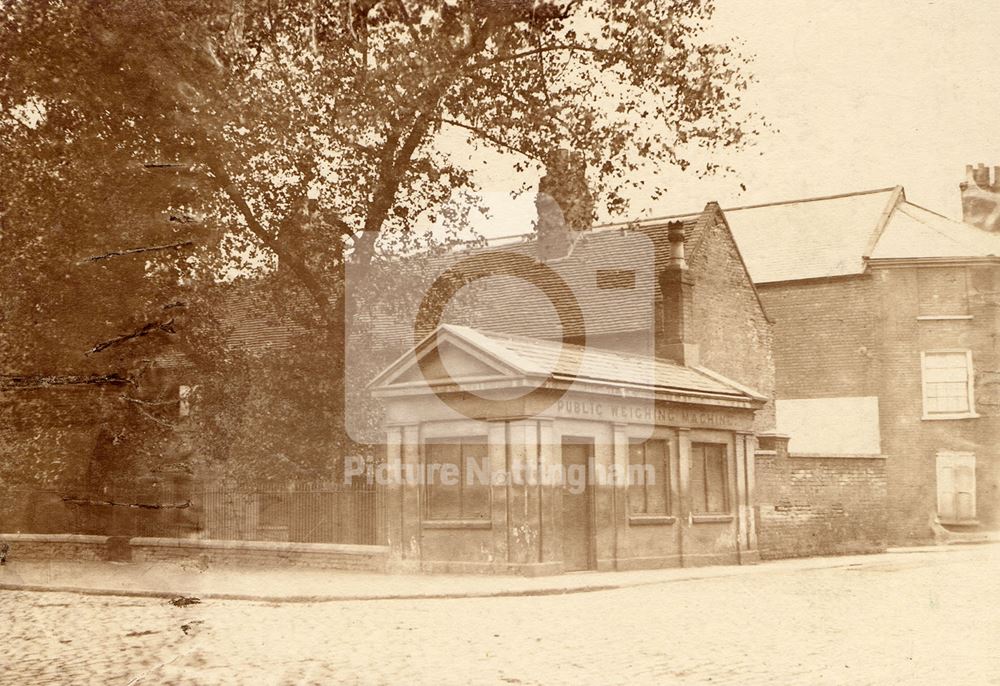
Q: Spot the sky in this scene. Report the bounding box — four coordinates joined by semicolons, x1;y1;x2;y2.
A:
449;0;1000;241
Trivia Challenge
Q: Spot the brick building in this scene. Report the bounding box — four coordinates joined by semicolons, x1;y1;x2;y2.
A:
367;154;784;573
723;177;1000;544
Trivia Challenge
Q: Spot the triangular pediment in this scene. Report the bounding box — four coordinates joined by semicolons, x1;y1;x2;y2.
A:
370;326;533;390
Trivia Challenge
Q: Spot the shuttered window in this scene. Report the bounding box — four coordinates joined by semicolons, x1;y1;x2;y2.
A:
690;443;729;514
922;351;975;416
937;452;976;524
424;437;490;520
628;439;670;515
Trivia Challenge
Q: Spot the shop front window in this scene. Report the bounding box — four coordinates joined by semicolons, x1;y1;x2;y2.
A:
690;443;729;514
628;438;670;515
424;437;490;520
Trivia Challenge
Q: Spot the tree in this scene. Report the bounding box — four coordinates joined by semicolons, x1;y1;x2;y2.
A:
1;0;762;479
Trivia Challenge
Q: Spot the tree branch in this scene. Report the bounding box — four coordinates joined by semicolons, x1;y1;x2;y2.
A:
0;374;132;390
436;117;540;161
461;42;607;74
88;319;176;355
79;240;195;264
204;154;341;325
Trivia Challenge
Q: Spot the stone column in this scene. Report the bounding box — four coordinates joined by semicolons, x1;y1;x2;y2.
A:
400;425;422;565
744;432;759;555
537;419;560;566
385;426;403;560
488;422;509;565
734;431;751;562
609;422;630;570
505;420;540;566
676;427;692;566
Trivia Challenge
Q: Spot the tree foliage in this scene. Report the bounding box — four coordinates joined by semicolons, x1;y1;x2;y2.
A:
1;0;761;482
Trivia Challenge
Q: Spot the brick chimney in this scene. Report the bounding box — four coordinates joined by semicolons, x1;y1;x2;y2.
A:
960;163;1000;232
656;221;699;366
535;149;594;261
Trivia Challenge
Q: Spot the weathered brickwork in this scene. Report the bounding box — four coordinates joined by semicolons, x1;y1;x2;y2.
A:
756;276;877;399
129;539;389;572
755;443;887;559
3;534;110;562
2;533;389;571
871;265;1000;542
689;215;776;431
757;264;1000;545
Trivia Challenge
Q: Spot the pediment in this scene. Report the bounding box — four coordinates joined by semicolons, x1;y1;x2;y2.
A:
371;327;529;390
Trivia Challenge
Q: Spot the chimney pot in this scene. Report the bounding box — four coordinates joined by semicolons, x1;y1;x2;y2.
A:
666;220;686;267
960;163;1000;231
657;219;698;366
973;162;990;188
535;147;594;261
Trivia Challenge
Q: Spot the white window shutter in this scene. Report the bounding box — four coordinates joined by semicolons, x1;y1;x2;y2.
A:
936;452;976;523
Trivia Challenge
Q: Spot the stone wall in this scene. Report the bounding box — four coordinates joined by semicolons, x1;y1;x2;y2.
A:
1;534;389;572
755;436;888;559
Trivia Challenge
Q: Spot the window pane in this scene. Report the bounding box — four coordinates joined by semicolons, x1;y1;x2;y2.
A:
705;445;728;513
645;440;669;514
461;440;490;519
924;353;971;414
690;444;707;513
425;441;461;519
628;440;646;514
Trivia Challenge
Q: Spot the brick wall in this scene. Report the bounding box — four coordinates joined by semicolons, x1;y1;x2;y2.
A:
689;215;776;431
130;538;389;571
1;534;110;562
2;533;390;572
757;276;876;399
755;437;887;559
872;265;1000;542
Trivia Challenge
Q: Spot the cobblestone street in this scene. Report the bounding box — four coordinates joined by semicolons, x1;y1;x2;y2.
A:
3;545;999;685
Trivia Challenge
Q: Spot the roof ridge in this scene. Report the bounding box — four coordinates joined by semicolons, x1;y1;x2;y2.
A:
721;186;898;213
594;187;899;228
862;186;904;258
891;203;991;251
474;326;701;371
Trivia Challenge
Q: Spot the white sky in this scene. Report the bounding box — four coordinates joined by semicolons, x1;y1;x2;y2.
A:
447;0;1000;240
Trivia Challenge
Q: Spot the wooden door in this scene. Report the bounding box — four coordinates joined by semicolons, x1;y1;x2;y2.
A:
561;439;593;571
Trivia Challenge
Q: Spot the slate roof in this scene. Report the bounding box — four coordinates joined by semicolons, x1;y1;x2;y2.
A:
722;188;900;283
375;324;763;401
870;202;1000;261
223;287;306;351
721;186;1000;283
372;206;717;349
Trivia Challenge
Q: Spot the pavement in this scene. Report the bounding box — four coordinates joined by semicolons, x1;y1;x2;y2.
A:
0;541;994;602
3;542;999;684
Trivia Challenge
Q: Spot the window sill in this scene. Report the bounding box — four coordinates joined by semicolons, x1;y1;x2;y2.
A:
916;315;973;321
628;515;676;526
421;519;491;530
937;518;980;526
691;513;734;524
788;452;886;460
921;413;980;421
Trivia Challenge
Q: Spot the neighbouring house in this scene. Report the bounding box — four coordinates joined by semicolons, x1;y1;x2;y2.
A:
366;153;782;574
721;174;1000;545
